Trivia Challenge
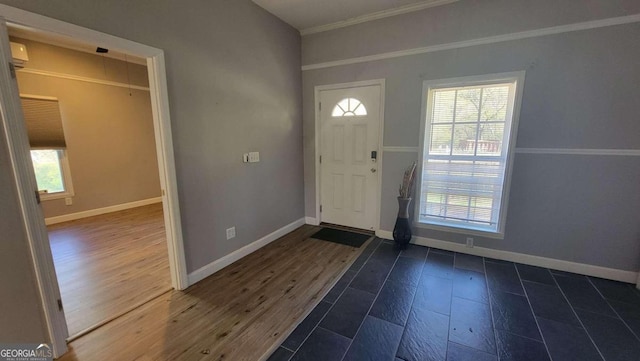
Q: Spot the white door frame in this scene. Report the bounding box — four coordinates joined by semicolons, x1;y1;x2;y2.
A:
314;79;385;230
0;5;188;357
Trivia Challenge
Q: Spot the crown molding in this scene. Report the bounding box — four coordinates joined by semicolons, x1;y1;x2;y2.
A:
302;13;640;71
18;67;150;91
300;0;459;36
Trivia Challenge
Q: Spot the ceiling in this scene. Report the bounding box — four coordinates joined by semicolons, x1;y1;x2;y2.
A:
252;0;456;34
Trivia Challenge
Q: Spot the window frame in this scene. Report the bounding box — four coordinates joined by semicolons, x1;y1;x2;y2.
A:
31;148;75;201
415;71;526;239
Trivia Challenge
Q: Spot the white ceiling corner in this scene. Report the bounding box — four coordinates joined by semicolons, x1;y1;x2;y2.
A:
253;0;458;35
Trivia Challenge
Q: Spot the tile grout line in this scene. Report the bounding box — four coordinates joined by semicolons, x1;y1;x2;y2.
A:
443;251;458;359
549;272;607;361
482;256;501;358
394;245;431;360
444;253;498;358
585;277;640;343
338;241;405;361
395;246;431;330
500;328;553;344
285;237;384;360
513;265;554;361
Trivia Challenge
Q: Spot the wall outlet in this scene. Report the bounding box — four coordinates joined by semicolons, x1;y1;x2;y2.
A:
226;227;236;240
466;237;474;248
64;197;73;206
248;151;260;163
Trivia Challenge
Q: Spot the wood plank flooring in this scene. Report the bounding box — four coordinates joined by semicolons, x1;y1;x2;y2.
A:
47;203;171;337
58;225;366;361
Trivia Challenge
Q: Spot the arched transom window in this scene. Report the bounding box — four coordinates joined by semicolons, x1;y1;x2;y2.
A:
331;98;367;117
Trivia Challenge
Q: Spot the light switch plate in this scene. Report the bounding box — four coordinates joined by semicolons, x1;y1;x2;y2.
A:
242;153;249;163
248;152;260;163
226;227;236;240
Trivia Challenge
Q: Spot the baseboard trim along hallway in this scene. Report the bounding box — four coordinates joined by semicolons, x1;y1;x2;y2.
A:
305;216;320;225
376;230;638;283
187;218;306;285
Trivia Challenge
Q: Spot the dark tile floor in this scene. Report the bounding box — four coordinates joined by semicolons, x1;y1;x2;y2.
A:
268;238;640;361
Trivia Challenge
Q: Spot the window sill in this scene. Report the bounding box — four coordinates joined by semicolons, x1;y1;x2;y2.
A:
40;192;73;202
413;221;505;240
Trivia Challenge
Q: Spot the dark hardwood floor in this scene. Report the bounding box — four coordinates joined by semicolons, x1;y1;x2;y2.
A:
57;225;367;360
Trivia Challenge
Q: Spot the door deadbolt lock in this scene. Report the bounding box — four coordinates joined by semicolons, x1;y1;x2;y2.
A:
371;168;377;173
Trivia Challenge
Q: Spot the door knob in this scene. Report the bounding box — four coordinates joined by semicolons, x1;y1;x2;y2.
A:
371;168;377;173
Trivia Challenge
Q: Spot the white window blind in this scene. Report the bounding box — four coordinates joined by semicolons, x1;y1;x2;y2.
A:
418;75;521;235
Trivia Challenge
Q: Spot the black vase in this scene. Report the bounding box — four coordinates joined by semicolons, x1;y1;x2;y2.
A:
393;197;412;250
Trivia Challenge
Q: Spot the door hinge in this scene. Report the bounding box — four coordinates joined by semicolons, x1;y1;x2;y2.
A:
57;299;63;311
35;190;41;204
320;205;323;212
319;155;322;164
8;62;16;79
319;102;321;111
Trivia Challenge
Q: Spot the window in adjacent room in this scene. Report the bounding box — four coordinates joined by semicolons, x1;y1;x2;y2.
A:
30;148;72;197
417;72;524;237
21;96;74;200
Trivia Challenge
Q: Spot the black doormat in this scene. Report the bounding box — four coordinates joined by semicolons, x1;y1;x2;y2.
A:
311;228;371;248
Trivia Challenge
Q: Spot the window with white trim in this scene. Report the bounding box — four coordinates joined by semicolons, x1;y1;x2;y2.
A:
21;96;74;200
418;73;523;236
30;149;73;199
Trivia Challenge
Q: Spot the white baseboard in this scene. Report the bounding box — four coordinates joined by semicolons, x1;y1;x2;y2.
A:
376;230;638;283
44;197;162;225
305;216;320;226
188;218;306;286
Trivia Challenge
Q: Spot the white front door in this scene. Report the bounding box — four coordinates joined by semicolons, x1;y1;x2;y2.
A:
319;85;381;230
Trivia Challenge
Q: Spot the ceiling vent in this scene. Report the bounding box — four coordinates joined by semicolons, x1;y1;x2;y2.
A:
10;42;29;68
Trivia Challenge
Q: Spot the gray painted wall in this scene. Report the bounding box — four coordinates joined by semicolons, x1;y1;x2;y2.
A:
0;0;303;342
302;0;640;271
0;0;303;272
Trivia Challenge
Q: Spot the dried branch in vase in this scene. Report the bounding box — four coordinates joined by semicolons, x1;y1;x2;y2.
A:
398;161;417;199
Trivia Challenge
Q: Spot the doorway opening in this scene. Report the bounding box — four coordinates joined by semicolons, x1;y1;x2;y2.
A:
10;27;171;340
0;6;186;356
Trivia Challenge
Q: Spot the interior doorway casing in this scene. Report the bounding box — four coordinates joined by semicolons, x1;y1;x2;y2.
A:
0;5;187;357
313;79;385;231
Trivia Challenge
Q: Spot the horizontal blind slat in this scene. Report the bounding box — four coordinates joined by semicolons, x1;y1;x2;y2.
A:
420;82;514;229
